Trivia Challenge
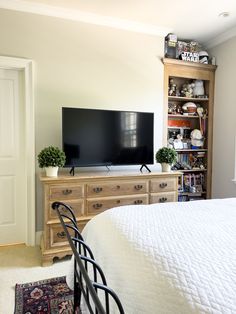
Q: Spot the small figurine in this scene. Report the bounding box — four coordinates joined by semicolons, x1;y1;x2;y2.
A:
176;104;183;115
168;78;177;96
181;82;195;98
168;102;177;114
173;134;184;149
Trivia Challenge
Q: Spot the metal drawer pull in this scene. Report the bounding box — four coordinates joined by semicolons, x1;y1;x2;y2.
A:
57;231;66;238
134;184;143;190
159;197;167;203
93;203;103;209
159;182;167;188
116;200;121;204
116;185;120;189
134;199;143;204
93;187;103;193
62;189;72;195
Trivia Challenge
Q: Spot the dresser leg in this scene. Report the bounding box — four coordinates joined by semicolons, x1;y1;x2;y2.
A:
42;255;54;267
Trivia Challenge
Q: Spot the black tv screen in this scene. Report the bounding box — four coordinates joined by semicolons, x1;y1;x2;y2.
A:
62;107;154;167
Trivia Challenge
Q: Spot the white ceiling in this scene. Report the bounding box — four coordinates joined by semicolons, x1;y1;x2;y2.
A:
1;0;236;47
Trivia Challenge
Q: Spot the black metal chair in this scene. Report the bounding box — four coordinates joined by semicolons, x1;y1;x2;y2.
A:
52;201;125;314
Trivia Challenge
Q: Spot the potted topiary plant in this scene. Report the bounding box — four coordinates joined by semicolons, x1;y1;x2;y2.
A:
38;146;66;177
155;146;177;172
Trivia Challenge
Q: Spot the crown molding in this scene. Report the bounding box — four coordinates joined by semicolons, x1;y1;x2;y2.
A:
0;0;172;36
205;25;236;49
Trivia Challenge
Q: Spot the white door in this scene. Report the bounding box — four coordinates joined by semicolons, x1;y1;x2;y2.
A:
0;69;27;245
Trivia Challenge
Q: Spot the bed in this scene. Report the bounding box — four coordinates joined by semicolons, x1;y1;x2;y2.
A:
67;198;236;313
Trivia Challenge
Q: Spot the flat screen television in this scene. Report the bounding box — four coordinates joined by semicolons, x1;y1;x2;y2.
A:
62;107;154;169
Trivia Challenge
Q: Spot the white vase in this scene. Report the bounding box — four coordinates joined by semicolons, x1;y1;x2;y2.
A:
161;163;171;172
45;166;58;177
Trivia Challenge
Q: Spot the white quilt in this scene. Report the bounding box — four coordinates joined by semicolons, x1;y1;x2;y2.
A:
67;198;236;314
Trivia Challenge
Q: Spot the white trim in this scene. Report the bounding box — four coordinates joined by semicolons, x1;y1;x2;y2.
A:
0;0;171;36
205;25;236;49
36;231;42;246
0;56;35;246
233;136;236;184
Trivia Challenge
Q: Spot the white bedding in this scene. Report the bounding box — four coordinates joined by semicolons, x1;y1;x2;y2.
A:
67;198;236;314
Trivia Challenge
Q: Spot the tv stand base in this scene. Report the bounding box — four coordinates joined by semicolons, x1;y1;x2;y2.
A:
69;167;75;176
140;164;151;173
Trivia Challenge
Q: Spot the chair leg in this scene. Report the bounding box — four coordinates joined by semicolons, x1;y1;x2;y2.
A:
74;281;81;313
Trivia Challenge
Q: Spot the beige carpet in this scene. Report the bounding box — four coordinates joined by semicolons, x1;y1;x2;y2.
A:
0;245;71;313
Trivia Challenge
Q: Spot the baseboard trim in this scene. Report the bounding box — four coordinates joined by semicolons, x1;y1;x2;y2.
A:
0;242;25;248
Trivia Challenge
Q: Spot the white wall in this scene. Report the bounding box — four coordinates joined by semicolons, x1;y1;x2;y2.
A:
210;37;236;198
0;9;165;230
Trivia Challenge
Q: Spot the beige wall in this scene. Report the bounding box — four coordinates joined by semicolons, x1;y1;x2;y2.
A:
210;37;236;198
0;9;164;230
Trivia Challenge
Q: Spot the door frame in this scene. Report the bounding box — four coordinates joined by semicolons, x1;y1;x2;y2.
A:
0;56;35;246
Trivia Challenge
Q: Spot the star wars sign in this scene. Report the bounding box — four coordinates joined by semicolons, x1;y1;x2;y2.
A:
181;51;199;62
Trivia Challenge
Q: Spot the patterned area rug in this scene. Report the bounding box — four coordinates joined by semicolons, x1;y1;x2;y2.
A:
14;276;76;314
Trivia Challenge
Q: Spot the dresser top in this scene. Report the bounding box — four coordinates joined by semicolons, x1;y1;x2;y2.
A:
40;169;181;182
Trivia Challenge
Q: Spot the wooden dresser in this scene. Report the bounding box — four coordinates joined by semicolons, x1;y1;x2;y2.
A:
40;171;180;266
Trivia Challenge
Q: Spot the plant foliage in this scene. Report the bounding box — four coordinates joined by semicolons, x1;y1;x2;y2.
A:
38;146;66;168
155;147;177;165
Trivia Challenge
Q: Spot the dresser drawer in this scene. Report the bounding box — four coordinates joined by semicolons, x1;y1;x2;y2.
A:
150;178;177;193
87;180;148;197
49;184;84;200
87;194;149;216
150;191;177;204
48;200;85;220
49;221;88;248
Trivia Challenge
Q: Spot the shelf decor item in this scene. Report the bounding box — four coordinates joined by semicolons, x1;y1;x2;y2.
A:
182;102;197;115
155;147;177;172
193;80;205;97
38;146;66;177
190;129;204;148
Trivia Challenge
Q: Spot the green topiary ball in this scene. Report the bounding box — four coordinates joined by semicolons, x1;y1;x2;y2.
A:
155;147;177;165
38;146;66;168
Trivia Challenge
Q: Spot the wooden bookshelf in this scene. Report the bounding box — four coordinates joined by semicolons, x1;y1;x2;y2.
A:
163;58;217;201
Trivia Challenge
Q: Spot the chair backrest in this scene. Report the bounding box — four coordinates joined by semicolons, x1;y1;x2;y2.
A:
52;201;125;314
